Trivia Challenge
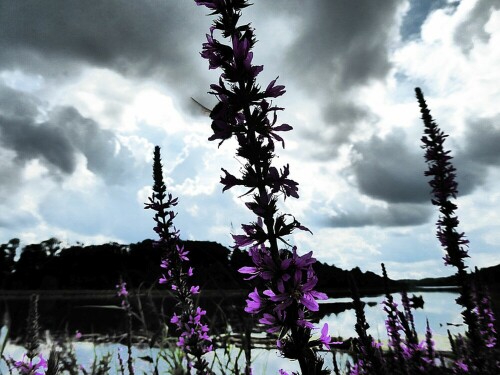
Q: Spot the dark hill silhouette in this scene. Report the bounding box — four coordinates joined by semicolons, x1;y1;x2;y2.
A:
399;263;500;288
0;237;445;292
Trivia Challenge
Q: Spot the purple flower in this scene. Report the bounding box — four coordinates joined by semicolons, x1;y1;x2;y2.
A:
239;245;292;284
221;168;243;191
244;288;265;314
190;285;200;294
455;361;469;372
194;0;224;10
265;77;286;98
116;282;128;297
176;245;189;261
13;354;47;375
295;309;315;329
259;311;286;333
171;313;180;325
291;247;316;270
319;323;341;350
266;165;299;199
270;268;327;312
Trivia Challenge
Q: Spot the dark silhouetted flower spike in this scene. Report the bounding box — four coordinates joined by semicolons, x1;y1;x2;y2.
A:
195;1;335;373
416;87;499;372
145;146;213;374
349;276;385;375
25;294;40;361
9;295;48;375
424;319;436;367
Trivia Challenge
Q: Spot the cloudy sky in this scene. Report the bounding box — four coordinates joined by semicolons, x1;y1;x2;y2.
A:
0;0;499;279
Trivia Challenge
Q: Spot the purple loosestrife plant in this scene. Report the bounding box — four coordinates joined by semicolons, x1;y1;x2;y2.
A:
12;354;47;375
416;87;498;373
195;1;335;373
381;264;406;374
349;277;385;375
145;146;213;374
10;295;48;375
115;281;134;375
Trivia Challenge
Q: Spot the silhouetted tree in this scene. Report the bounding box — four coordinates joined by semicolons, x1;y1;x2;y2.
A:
0;238;19;288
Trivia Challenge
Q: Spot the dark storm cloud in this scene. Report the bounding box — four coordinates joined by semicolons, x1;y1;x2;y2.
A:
443;115;500;196
454;0;500;53
0;84;41;121
276;0;403;151
0;115;76;174
0;85;134;183
326;203;431;228
462;115;500;166
345;120;495;212
0;154;22;201
51;106;135;183
321;118;497;229
284;0;401;90
350;133;430;204
0;1;209;95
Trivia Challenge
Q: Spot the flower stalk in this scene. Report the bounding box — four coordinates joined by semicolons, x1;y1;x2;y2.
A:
145;146;213;374
195;0;335;373
416;87;498;372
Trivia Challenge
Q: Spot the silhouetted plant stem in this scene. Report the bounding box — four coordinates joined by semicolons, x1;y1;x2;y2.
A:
381;264;406;375
146;146;213;374
116;281;135;375
195;1;336;373
349;275;385;375
25;294;40;361
415;87;493;372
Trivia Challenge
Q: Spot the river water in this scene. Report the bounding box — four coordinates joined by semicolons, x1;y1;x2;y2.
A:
0;289;472;374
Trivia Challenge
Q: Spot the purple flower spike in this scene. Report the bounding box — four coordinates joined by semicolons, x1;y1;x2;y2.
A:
196;0;334;371
146;146;213;370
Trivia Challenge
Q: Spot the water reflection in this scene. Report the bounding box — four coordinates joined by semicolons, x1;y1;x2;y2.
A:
0;290;477;373
1;291;467;346
319;291;464;351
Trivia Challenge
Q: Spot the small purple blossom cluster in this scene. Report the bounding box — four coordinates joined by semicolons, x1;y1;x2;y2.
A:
116;281;130;308
474;295;497;349
195;0;338;372
11;354;47;375
145;146;213;373
115;281;135;375
349;269;444;374
381;292;435;373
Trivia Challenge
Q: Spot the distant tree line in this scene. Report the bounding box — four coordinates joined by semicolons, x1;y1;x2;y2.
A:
1;237;401;291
